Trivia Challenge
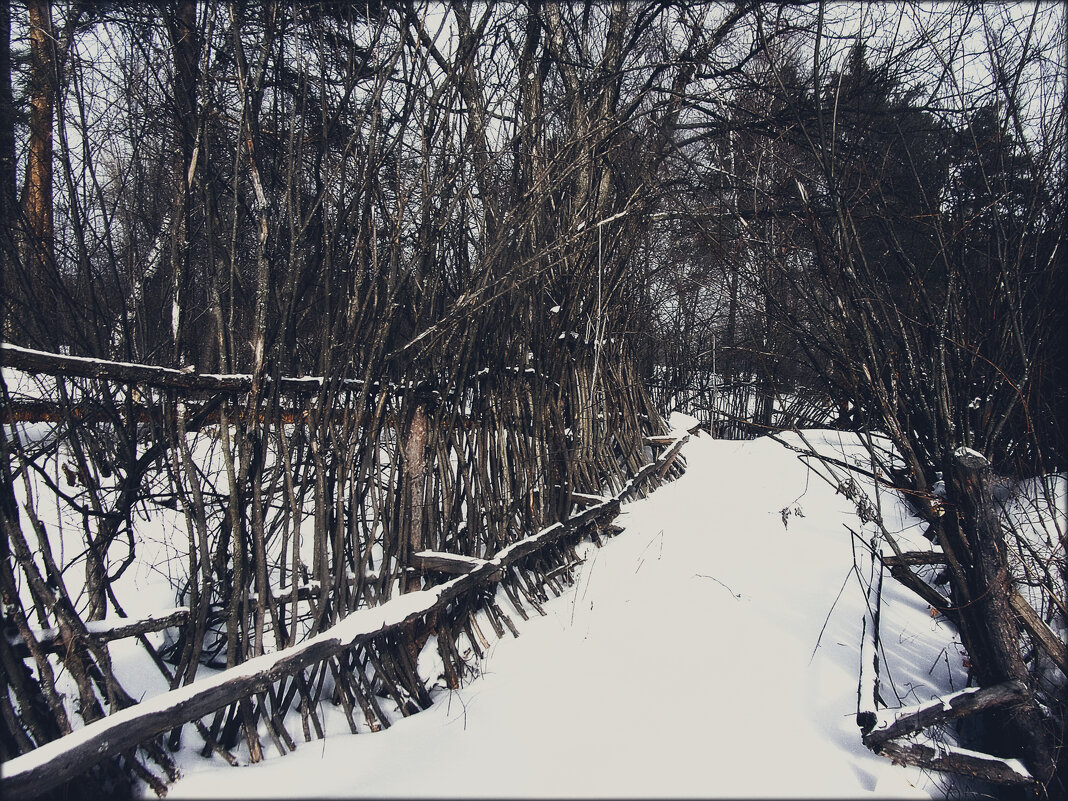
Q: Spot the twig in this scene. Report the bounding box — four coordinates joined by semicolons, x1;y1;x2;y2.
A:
694;573;743;600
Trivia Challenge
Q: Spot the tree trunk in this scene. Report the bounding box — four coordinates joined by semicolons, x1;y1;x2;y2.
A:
402;402;428;593
0;0;15;341
948;449;1060;796
167;0;199;367
24;0;55;347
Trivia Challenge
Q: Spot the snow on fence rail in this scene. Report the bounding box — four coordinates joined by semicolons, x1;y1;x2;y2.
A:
0;343;369;395
0;344;559;406
1;430;693;800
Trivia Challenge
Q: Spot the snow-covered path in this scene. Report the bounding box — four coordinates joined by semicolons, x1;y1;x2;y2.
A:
166;432;964;798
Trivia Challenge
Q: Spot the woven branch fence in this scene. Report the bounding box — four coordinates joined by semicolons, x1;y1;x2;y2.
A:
1;343;685;798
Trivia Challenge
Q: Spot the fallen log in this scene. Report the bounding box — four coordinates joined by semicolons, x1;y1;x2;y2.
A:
875;738;1035;786
861;680;1031;747
861;681;1038;787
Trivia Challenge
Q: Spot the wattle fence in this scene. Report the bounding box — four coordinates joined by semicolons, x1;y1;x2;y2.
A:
1;342;691;799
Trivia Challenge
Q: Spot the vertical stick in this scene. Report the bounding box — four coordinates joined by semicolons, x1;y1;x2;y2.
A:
402;401;428;593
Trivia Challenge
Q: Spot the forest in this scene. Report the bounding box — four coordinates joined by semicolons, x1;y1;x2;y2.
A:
0;1;1065;799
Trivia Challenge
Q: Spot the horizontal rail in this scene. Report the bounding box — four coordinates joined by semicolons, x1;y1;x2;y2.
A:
6;609;190;658
1;344;555;404
0;344;386;398
410;551;494;576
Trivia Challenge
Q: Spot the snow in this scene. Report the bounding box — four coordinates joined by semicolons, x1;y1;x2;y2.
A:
952;446;988;465
668;411;701;432
162;431;965;799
